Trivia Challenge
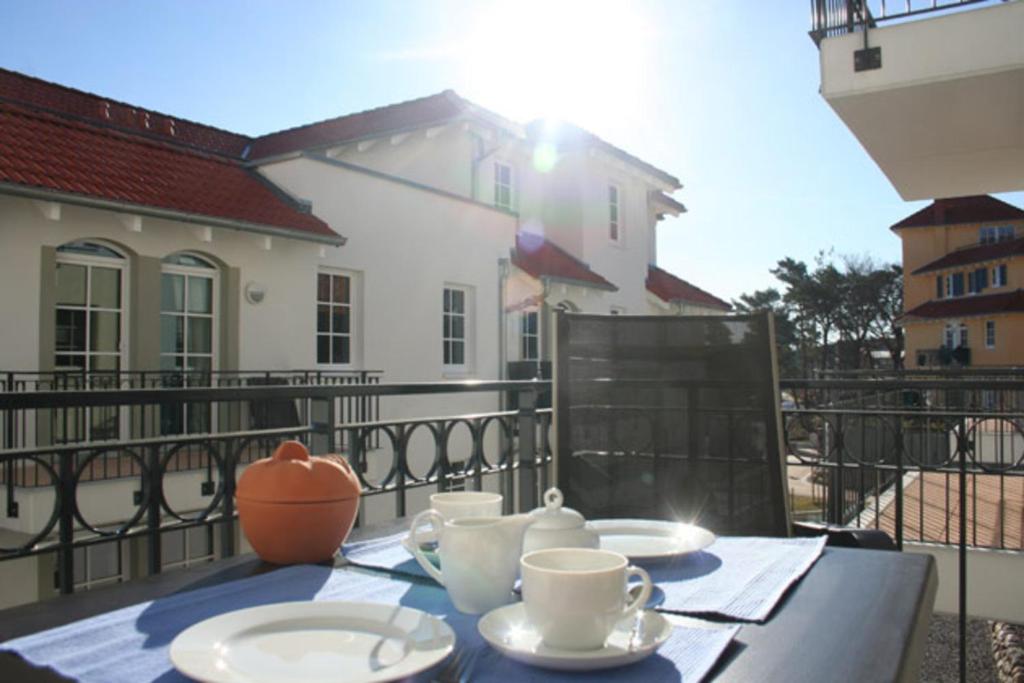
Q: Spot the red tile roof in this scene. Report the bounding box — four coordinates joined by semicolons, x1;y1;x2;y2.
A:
0;100;339;242
247;91;471;160
902;289;1024;320
512;233;617;290
912;236;1024;274
0;67;250;157
646;265;732;311
526;120;681;189
891;195;1024;230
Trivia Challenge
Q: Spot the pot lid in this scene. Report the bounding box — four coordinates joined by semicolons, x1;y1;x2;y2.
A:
236;440;361;504
528;487;586;531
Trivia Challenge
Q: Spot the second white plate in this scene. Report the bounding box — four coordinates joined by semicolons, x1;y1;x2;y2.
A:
587;519;715;560
169;600;455;683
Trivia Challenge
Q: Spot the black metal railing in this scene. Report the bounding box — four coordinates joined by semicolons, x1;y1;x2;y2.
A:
781;374;1024;682
810;0;1000;45
0;369;382;484
0;380;551;597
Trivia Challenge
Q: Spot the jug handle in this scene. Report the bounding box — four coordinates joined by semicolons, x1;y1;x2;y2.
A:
410;510;445;585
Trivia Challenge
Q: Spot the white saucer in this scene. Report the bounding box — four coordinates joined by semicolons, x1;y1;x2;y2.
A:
169;601;455;683
587;519;716;561
477;603;672;671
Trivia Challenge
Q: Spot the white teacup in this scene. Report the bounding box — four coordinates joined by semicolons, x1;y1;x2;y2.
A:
429;491;502;520
520;548;652;651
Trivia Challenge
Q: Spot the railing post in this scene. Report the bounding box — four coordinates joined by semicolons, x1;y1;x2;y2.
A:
146;444;162;576
831;414;845;524
57;450;75;594
311;397;337;455
957;416;968;683
220;439;236;559
516;386;538;512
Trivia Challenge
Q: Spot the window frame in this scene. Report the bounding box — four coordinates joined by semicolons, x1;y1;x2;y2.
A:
316;269;357;368
442;285;471;372
608;183;623;245
520;310;539;361
985;320;996;349
159;253;219;435
54;241;130;443
494;161;513;211
54;245;129;374
992;263;1008;288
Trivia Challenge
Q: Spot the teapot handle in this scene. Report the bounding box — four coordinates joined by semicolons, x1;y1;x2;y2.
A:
410;510;445;585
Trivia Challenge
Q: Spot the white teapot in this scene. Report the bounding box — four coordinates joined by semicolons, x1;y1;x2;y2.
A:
523;487;599;554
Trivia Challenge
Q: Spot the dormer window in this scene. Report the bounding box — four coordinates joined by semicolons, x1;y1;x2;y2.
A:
494;162;513;211
980;226;1015;244
609;184;622;244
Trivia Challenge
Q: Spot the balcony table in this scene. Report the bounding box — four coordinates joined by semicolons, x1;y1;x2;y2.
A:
0;522;936;683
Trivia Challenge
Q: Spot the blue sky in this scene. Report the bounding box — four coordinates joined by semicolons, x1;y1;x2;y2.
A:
1;1;1020;302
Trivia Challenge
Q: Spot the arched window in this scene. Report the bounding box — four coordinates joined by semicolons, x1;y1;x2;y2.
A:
55;240;126;374
54;240;127;441
160;253;218;433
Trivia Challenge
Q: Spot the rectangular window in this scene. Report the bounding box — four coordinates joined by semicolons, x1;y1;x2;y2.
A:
993;264;1008;287
944;325;955;349
959;324;968;348
443;286;468;368
608;184;621;243
986;320;996;349
951;272;965;297
998;226;1015;242
980;227;995;244
944;274;953;299
967;271;976;294
316;272;352;366
975;268;988;291
494;162;513;211
520;310;539;361
936;275;943;299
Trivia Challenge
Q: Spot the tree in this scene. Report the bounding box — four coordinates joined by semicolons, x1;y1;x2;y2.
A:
731;288;799;375
735;254;904;375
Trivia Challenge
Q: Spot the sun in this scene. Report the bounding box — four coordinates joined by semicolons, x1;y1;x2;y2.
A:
457;1;656;133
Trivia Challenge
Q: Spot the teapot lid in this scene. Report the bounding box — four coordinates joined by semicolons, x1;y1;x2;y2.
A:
528;487;586;530
236;440;361;504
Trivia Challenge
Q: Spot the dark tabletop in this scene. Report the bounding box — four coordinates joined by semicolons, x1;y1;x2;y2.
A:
0;533;936;683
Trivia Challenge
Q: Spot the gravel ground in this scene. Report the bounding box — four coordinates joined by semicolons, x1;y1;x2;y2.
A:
921;613;996;682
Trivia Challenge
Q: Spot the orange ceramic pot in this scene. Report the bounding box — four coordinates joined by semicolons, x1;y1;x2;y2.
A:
236;440;361;564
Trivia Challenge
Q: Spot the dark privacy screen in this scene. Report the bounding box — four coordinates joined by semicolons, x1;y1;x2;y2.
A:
555;312;790;536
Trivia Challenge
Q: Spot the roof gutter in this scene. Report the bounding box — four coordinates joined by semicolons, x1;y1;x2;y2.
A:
0;182;346;247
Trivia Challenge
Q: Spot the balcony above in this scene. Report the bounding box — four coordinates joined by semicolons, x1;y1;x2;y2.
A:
813;1;1024;200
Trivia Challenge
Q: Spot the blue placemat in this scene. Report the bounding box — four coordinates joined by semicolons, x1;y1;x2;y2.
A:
643;535;827;622
1;563;738;682
343;530;432;578
344;532;826;623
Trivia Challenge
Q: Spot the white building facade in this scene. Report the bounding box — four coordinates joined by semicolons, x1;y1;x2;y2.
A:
0;68;730;605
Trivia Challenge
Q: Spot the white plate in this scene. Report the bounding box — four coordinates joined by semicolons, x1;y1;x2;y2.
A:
169;601;455;683
587;519;715;560
477;602;672;671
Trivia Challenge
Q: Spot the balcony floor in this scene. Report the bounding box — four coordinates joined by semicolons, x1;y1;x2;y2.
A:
923;613;998;682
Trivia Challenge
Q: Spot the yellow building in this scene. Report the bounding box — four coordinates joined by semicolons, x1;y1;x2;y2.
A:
894;195;1024;368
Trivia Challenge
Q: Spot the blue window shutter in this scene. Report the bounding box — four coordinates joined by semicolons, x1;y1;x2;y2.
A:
936;275;943;298
977;268;987;290
967;271;975;293
952;272;964;296
1000;264;1008;285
